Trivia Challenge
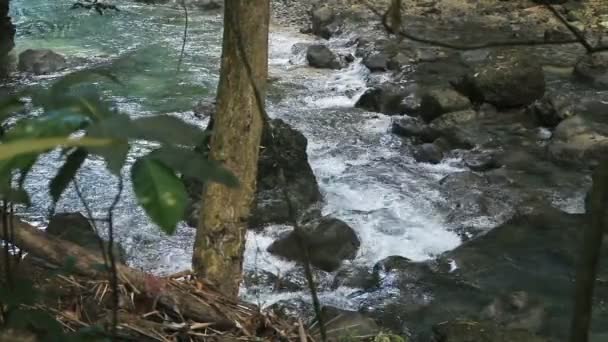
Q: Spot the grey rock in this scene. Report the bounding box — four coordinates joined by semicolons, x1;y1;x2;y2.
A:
363;53;389;72
413;143;443;164
355;83;409;115
419;87;471;122
311;5;340;39
18;49;67;75
391;116;439;143
306;44;342;69
573;51;608;90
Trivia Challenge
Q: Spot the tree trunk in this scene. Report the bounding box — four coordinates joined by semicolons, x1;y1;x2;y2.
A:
0;0;15;74
569;161;608;342
192;0;269;298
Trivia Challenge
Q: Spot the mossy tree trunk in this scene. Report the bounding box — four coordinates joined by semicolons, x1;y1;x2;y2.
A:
0;0;15;73
192;0;269;298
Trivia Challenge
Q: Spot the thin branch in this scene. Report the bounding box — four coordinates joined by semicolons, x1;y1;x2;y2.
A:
360;1;598;52
541;1;595;53
107;175;124;339
177;0;189;73
229;10;328;342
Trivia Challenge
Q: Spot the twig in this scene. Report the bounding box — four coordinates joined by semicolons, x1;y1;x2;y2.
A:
177;0;189;73
107;175;124;339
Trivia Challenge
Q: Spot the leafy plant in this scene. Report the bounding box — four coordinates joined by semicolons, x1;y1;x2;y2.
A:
0;69;237;234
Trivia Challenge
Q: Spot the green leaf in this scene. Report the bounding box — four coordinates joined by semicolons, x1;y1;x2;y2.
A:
0;137;114;161
4;110;90;142
0;95;26;123
131;115;208;146
50;148;88;204
149;146;238;187
131;157;187;234
0;187;31;206
85;113;132;175
0;278;36;306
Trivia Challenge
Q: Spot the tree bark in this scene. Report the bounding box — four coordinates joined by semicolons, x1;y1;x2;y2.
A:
0;0;15;75
569;161;608;342
192;0;269;298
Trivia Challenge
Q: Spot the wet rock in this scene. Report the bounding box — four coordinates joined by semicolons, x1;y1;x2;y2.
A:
313;306;380;340
573;51;608;90
306;44;342;69
481;291;546;333
432;320;548;342
355;83;409;115
47;213;127;263
428;109;479;149
185;119;321;228
391;116;439;143
269;298;314;321
331;265;378;290
253;119;322;227
387;52;411;71
267;216;360;272
457;53;545;108
548;113;608;166
193;97;215;118
311;5;341;39
413;143;443;164
527;94;576;127
363;53;389;72
419;87;471;122
464;152;500;172
18;49;67;75
242;270;301;292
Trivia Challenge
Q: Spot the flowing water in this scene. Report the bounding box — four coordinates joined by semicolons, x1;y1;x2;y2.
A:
7;0;586;311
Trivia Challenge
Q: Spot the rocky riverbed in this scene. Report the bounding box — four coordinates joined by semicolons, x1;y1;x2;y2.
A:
2;0;608;341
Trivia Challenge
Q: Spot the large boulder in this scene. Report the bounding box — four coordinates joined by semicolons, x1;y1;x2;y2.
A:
306;45;342;69
573;51;608;90
18;49;67;75
267;216;360;272
419;86;472;122
311;5;341;39
548;112;608;166
355;83;409;115
457;53;545;108
46;212;127;263
185;118;321;228
432;320;548;342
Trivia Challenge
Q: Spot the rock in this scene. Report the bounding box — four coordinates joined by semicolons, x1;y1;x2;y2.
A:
573;51;608;90
457;53;545;108
331;265;378;290
313;306;380;340
548;113;608;166
242;270;301;292
253;119;322;227
306;45;341;69
46;213;127;263
193;0;222;10
18;49;67;75
269;298;314;321
391;116;439;143
419;87;471;122
355;84;409;115
527;94;576;127
311;5;341;39
363;53;389;72
428;109;479;149
464;152;500;172
413;143;443;164
185;119;321;228
481;291;546;333
267;216;360;272
432;320;548;342
387;52;411;71
193;97;215;118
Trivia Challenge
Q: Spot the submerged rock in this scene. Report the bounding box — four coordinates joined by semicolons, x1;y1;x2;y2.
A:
47;212;127;263
306;44;342;69
18;49;66;75
355;83;409;115
267;216;360;272
457;53;545;108
573;51;608;90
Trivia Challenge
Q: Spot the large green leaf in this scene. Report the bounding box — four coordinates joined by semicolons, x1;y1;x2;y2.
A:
131;115;208;146
4;111;90;142
0;137;114;161
50;148;88;204
149;146;238;187
131;157;187;234
86;113;132;175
